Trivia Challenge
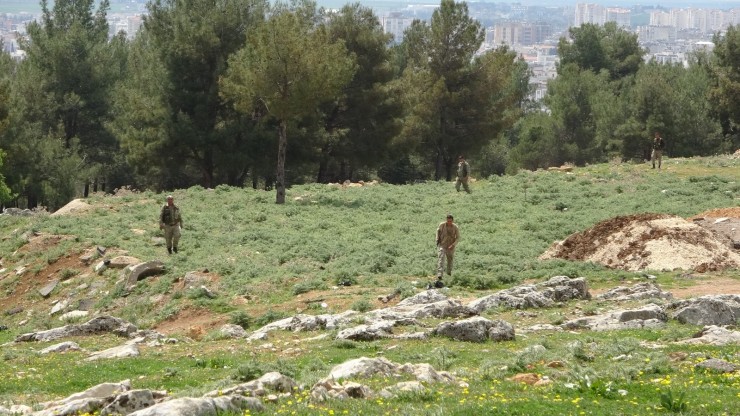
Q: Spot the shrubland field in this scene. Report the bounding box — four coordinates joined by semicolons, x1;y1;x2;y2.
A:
0;155;739;415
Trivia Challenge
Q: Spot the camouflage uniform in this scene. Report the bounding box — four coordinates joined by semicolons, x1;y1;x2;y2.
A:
160;199;183;254
651;134;665;169
436;219;460;278
455;159;471;193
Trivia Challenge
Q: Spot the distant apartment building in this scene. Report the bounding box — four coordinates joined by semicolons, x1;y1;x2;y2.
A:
382;12;414;44
575;4;630;28
638;25;677;43
649;8;740;33
605;8;630;28
491;22;552;47
127;15;143;39
574;3;604;26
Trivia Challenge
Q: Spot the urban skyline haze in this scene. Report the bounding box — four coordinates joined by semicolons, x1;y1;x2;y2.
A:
1;0;739;15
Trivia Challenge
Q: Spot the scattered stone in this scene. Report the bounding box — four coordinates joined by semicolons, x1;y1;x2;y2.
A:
675;325;740;346
596;282;673;301
108;256;142;269
219;324;247;339
124;261;165;288
86;344;140;361
397;289;448;306
40;341;82;354
38;280;59;298
94;260;110;274
5;306;23;316
59;310;90;322
695;358;738;373
50;299;70;316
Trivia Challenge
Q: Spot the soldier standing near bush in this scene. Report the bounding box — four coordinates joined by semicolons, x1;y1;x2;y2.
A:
455;155;471;193
159;195;183;254
435;214;460;285
651;132;666;169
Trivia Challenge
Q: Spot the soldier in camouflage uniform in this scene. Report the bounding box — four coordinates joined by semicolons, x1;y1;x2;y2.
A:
159;195;183;254
436;214;460;283
455;155;471;193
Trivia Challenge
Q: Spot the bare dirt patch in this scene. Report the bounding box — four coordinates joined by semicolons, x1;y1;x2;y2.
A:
540;213;740;272
0;236;88;313
154;306;227;337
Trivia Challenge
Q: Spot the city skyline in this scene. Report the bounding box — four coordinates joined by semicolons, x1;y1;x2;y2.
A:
1;0;740;15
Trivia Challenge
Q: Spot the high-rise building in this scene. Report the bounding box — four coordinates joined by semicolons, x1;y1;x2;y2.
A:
382;13;414;44
574;3;605;27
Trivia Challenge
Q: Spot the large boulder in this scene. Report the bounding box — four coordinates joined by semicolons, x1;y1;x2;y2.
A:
669;295;740;326
336;321;394;341
124;261;165;288
675;325;740;346
324;357;398;381
86;344;140;361
434;316;515;343
100;390;158;416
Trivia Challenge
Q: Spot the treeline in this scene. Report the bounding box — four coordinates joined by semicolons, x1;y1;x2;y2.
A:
0;0;738;208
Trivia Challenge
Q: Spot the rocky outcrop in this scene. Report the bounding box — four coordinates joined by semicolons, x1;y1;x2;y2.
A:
669;295;740;326
675;325;740;346
204;372;298;397
15;316;137;343
562;304;667;331
127;396;264;416
468;276;590;313
434;316;515;343
596;282;673;301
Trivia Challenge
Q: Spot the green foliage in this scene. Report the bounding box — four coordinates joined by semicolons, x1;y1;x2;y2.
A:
558;22;644;81
660;389;688;413
350;299;373;313
709;25;740;143
254;310;288;327
221;0;355;203
229;310;252;329
398;2;528;181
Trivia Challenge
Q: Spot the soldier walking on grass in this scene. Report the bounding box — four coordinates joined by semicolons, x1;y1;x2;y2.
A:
159;195;183;254
651;131;666;169
455;155;471;193
435;214;460;286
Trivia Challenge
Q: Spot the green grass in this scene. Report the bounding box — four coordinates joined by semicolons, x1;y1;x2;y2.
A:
0;156;739;414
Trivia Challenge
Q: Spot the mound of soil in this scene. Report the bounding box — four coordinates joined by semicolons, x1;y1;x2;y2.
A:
50;198;93;217
540;213;740;272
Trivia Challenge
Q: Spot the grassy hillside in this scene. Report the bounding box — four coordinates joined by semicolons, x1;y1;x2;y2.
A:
0;155;739;414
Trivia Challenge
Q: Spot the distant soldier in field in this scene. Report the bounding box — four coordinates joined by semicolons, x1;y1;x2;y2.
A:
435;214;460;285
455;155;471;193
651;131;666;169
159;195;183;254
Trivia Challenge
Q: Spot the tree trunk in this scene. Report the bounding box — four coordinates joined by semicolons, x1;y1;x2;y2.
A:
317;147;329;183
202;148;214;189
276;120;287;204
434;152;443;181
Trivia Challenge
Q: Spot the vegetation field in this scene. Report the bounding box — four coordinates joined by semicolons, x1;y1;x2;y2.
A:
0;156;739;415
